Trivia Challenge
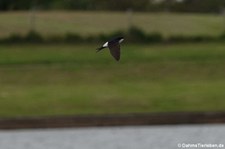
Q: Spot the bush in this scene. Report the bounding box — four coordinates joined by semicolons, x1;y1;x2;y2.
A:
146;32;163;43
24;31;44;43
47;36;64;43
3;33;24;43
168;35;214;43
64;33;83;43
219;32;225;40
127;26;162;43
127;26;147;42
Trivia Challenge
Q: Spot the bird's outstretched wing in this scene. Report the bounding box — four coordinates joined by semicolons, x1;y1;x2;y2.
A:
108;42;120;61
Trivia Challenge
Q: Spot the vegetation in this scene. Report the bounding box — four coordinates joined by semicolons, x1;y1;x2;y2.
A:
0;43;225;117
1;26;225;44
0;11;224;40
1;0;225;13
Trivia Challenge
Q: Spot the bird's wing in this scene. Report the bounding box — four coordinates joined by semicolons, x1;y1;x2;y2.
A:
108;42;120;61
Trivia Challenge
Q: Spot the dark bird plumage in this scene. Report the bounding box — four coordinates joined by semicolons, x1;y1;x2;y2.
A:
96;36;124;61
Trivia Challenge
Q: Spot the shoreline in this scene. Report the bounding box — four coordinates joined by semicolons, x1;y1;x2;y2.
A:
0;111;225;129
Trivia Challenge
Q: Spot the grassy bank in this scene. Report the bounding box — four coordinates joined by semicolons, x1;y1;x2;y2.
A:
0;43;225;117
0;11;224;38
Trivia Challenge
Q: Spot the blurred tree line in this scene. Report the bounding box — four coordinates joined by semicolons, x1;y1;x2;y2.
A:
0;0;225;13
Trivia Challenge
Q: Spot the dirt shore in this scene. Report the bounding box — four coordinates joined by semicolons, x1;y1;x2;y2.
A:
0;111;225;129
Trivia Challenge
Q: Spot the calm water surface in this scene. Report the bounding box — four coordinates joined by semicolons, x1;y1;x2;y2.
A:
0;124;225;149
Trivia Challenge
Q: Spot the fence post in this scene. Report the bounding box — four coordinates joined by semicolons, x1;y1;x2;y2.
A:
30;6;36;32
127;8;133;29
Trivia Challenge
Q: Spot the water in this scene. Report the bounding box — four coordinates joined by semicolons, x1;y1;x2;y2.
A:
0;124;225;149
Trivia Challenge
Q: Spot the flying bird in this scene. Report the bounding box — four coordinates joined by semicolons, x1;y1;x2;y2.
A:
96;37;124;61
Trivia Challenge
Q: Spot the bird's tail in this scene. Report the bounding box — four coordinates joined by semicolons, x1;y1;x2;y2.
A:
96;46;105;53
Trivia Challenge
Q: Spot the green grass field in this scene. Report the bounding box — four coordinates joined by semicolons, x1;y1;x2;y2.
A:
0;11;224;37
0;42;225;117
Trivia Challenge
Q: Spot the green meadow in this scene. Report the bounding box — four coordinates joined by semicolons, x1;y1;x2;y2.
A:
0;11;224;37
0;42;225;117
